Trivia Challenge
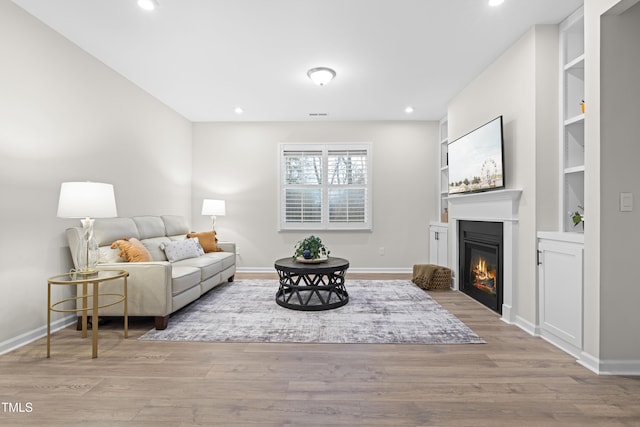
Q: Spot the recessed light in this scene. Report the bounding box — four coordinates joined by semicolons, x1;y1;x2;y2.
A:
488;0;504;6
234;107;244;114
404;106;414;114
137;0;159;11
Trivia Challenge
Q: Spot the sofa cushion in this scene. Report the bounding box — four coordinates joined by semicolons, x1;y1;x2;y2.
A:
162;215;190;236
170;265;201;296
202;251;235;271
141;237;172;261
132;216;166;240
173;255;222;281
187;230;223;253
99;246;123;263
160;238;204;262
110;238;153;262
93;217;140;247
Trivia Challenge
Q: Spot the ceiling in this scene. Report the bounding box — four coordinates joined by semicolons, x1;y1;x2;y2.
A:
12;0;583;122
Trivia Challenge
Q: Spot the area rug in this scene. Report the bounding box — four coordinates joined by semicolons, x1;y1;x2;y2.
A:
139;279;484;345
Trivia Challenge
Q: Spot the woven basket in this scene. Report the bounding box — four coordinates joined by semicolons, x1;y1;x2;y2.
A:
429;268;452;290
411;264;452;290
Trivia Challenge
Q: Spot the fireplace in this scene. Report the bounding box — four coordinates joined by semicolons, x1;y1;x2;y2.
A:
459;220;503;313
446;189;521;323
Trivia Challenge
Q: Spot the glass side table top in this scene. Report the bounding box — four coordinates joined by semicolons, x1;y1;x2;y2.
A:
48;269;128;284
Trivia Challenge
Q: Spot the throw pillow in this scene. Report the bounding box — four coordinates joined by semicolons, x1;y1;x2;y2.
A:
110;238;153;262
186;230;223;253
160;238;203;262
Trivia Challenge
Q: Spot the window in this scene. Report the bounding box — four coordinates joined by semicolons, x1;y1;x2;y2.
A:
279;143;372;230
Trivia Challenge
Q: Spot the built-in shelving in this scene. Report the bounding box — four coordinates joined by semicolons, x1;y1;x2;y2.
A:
560;7;585;232
439;116;449;222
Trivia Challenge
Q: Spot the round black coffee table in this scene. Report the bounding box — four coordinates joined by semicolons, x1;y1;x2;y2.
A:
274;257;350;311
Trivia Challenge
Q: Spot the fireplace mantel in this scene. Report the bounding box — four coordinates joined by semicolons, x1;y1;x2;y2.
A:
446;189;522;324
445;189;522;222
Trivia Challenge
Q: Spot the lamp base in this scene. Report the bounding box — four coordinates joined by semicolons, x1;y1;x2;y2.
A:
76;217;100;272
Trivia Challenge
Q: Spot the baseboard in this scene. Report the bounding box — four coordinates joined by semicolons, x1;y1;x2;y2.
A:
539;331;581;358
513;315;538;336
0;314;76;356
237;266;413;274
578;352;640;376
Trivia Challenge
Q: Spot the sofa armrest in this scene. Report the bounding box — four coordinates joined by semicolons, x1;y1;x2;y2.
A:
87;261;173;316
217;241;236;254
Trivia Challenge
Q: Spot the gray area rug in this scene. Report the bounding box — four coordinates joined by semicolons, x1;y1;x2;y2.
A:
139;279;485;345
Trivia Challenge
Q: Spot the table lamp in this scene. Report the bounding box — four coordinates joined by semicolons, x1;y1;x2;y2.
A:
57;182;118;273
201;199;225;231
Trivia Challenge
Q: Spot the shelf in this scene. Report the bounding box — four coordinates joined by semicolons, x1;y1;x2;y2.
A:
537;231;584;244
564;114;585;126
564;165;585;174
439;116;449;218
564;54;585;70
559;7;584;233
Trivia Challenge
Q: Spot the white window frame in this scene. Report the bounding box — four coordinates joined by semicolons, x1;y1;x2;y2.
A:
278;142;373;231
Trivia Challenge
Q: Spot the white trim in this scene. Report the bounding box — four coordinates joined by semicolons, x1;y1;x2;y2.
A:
577;352;640;376
0;314;76;356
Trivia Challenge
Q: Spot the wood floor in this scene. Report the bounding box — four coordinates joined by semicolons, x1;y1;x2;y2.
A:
1;273;639;426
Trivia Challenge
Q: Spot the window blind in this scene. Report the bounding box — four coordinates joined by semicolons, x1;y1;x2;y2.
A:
279;144;372;230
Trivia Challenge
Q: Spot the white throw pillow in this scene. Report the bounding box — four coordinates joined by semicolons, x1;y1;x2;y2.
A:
160;238;203;262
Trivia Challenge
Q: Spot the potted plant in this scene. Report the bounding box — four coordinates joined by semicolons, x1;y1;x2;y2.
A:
570;205;584;228
293;235;330;261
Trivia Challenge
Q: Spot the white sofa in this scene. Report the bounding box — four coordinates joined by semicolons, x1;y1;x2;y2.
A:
65;215;236;329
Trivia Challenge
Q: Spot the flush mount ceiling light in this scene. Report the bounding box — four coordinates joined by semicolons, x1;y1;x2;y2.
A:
234;107;244;114
488;0;504;6
307;67;336;86
137;0;159;11
404;106;414;114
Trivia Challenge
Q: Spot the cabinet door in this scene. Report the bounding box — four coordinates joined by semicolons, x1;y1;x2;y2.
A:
429;228;439;264
437;228;448;267
538;239;583;350
429;226;448;267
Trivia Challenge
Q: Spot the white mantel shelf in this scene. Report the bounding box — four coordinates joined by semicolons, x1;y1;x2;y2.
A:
445;188;523;203
446;189;523;222
447;188;523;324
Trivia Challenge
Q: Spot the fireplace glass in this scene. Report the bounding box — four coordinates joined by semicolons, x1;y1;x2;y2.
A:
459;221;503;313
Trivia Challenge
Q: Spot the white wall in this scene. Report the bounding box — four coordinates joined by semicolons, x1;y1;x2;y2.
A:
599;1;640;364
0;2;193;352
447;26;559;326
192;121;439;271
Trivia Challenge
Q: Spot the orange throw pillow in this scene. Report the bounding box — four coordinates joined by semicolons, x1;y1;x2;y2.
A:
110;238;153;262
186;230;223;253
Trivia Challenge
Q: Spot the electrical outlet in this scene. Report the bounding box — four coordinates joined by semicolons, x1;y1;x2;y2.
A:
379;247;385;256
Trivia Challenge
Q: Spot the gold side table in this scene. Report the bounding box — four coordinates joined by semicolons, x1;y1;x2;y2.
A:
47;269;128;358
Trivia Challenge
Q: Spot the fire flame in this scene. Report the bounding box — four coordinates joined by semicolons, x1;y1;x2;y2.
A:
473;257;495;282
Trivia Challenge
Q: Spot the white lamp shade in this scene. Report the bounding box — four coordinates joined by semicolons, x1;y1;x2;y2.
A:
201;199;226;216
57;182;118;218
307;67;336;86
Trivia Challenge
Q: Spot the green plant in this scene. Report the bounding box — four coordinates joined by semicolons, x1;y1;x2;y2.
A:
570;205;584;227
293;235;330;260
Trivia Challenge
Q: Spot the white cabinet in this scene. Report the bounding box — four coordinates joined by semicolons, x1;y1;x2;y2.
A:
560;7;585;231
429;223;448;267
537;232;584;357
